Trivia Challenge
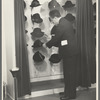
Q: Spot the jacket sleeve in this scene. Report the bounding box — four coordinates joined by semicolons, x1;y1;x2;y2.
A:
46;25;64;48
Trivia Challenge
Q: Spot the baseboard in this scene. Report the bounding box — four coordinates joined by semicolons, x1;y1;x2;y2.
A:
19;87;64;99
91;83;96;88
30;74;64;82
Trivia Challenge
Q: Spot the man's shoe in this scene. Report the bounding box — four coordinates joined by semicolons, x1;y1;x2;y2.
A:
69;94;76;99
60;96;70;100
69;96;76;99
60;95;76;100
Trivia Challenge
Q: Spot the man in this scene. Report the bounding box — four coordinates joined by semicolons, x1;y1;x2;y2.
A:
43;10;78;100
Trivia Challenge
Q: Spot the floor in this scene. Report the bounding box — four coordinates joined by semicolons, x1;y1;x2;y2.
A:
4;88;96;100
31;79;64;91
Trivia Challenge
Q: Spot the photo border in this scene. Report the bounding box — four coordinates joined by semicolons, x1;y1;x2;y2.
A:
0;0;2;99
98;0;100;100
0;0;99;100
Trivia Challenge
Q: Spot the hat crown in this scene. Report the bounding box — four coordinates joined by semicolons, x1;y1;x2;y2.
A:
63;1;75;8
30;0;40;7
33;51;45;62
34;28;41;33
31;13;43;23
25;30;28;33
93;2;96;11
48;0;61;10
49;54;61;63
49;0;59;5
33;40;43;48
24;16;27;21
65;1;73;5
31;13;40;19
24;1;26;8
31;28;44;38
65;13;75;21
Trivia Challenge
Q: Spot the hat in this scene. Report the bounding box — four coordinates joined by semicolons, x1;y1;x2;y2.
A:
94;27;96;34
93;2;96;11
49;54;61;63
30;0;40;8
32;39;44;48
31;13;43;23
25;16;27;21
33;51;45;62
24;1;26;8
31;28;44;38
48;0;61;11
94;15;96;21
64;13;75;23
25;30;28;33
62;1;75;9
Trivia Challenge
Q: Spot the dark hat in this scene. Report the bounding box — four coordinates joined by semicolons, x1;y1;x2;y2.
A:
49;54;61;63
32;39;44;48
94;15;96;21
33;51;45;62
31;13;43;23
25;30;28;33
94;27;96;34
30;0;40;8
24;1;26;8
25;16;27;21
64;13;75;23
93;2;96;11
62;1;75;9
48;0;61;11
31;28;44;38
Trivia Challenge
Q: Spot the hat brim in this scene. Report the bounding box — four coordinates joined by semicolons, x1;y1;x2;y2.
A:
35;32;44;38
32;42;43;48
62;4;75;9
32;32;44;38
30;4;41;8
33;55;45;62
65;17;75;22
32;18;43;23
49;58;61;63
94;15;96;20
49;54;61;63
25;30;28;33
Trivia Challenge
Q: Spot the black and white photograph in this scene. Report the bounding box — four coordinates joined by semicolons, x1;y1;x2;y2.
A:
2;0;98;100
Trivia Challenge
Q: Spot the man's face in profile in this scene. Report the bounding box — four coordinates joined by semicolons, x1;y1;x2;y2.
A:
49;17;58;25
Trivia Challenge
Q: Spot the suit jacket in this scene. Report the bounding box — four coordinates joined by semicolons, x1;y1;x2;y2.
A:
46;18;79;57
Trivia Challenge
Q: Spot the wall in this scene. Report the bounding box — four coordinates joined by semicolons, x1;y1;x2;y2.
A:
2;0;16;98
2;23;7;83
24;0;70;82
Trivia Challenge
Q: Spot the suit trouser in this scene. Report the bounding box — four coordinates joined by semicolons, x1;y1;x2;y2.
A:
62;55;77;97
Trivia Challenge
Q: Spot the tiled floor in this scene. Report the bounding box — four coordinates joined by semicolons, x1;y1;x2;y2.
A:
4;88;96;100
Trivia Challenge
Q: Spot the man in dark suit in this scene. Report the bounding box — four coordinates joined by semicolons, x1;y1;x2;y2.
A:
43;10;78;100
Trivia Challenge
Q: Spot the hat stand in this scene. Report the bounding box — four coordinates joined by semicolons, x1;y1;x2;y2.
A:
10;68;19;100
